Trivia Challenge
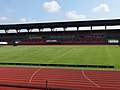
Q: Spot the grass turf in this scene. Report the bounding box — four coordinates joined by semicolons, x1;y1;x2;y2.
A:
0;45;120;66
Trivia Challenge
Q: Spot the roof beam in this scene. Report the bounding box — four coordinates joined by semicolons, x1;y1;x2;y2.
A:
0;19;120;30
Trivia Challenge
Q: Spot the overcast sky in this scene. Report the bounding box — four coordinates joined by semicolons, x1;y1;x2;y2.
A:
0;0;120;24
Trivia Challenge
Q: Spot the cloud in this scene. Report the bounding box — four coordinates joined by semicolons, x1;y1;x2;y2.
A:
43;1;61;13
93;3;110;13
65;11;86;20
19;18;36;23
0;17;8;21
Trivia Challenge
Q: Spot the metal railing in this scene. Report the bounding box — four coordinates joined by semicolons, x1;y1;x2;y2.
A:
0;62;114;68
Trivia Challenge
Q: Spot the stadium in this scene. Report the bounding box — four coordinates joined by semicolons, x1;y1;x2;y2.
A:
0;19;120;90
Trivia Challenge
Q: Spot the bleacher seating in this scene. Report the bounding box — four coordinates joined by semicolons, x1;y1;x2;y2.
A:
0;30;119;45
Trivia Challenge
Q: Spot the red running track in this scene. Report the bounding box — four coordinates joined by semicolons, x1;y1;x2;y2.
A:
0;66;120;90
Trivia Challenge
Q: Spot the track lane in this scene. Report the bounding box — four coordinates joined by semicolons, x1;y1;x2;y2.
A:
0;67;120;90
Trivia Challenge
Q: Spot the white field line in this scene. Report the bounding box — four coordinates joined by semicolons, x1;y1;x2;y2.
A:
82;70;101;87
29;68;42;83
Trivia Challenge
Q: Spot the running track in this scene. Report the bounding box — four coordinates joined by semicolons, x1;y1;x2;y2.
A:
0;67;120;90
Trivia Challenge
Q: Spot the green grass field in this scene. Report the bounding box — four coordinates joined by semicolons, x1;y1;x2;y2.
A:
0;45;120;66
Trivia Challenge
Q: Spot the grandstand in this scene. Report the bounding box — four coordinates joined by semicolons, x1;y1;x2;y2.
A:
0;19;120;90
0;19;120;45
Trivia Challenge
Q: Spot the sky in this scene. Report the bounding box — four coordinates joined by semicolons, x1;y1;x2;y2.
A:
0;0;120;24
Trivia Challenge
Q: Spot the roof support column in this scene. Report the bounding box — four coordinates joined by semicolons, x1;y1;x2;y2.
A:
30;29;33;32
77;27;79;31
50;28;53;32
90;26;93;35
27;29;30;33
38;28;43;32
105;26;107;30
91;26;92;31
16;29;21;33
63;27;67;31
16;29;19;33
5;29;9;33
76;27;79;35
105;26;107;34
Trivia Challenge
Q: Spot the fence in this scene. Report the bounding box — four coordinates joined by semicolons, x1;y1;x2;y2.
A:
0;62;114;68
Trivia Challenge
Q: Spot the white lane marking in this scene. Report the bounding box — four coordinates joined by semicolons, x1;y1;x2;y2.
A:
29;68;42;83
82;70;101;87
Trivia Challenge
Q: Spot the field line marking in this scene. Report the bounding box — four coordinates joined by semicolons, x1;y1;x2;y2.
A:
29;68;42;83
82;70;100;87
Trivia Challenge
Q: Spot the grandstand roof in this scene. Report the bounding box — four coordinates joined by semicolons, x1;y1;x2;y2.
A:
0;19;120;30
